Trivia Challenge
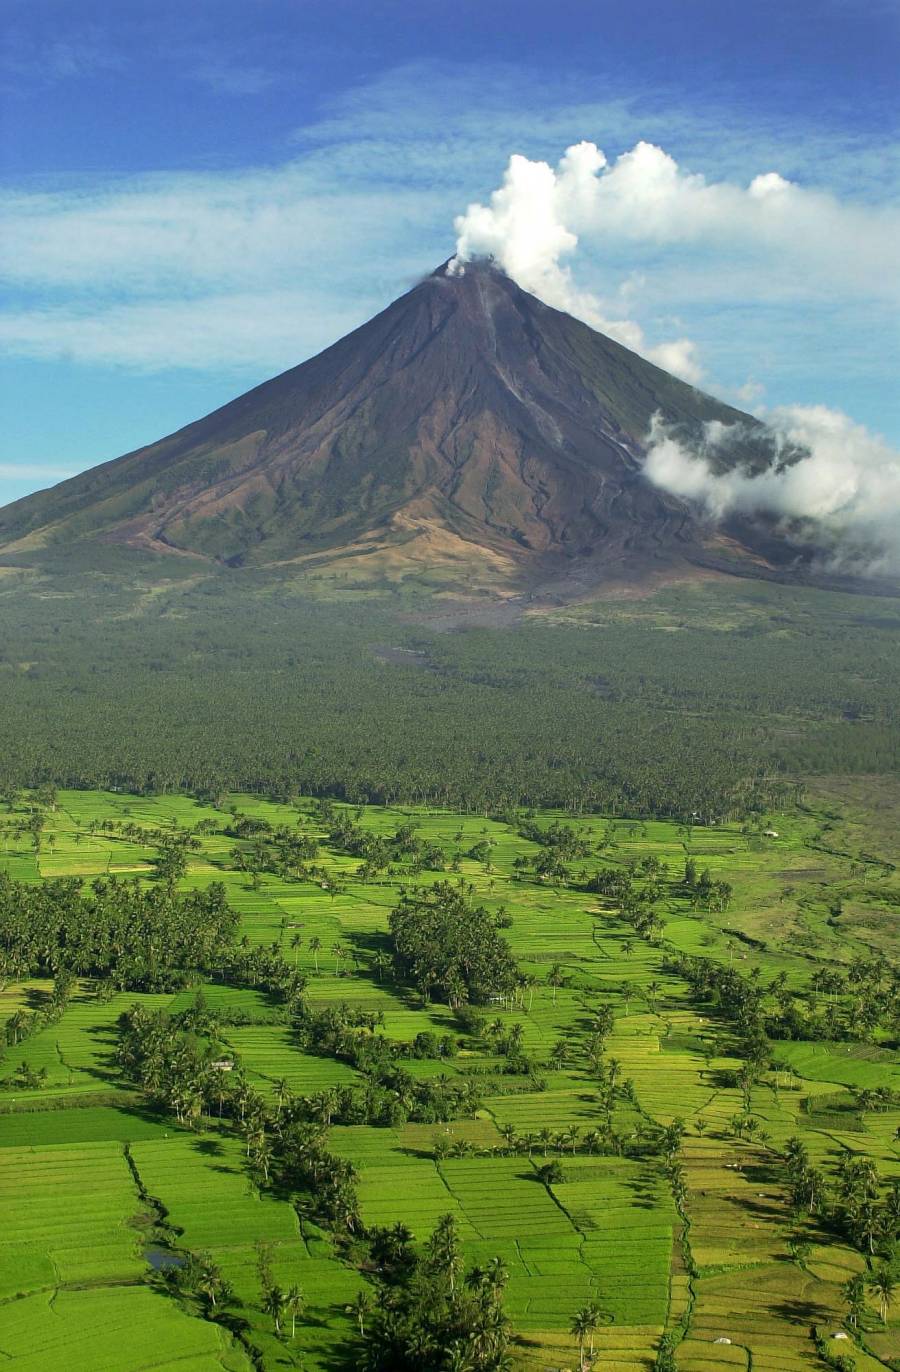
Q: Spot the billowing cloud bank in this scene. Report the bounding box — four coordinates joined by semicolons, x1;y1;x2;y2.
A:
451;139;898;387
452;142;702;381
643;407;900;576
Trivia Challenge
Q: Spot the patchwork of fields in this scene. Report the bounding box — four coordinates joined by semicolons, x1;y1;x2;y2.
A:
1;785;897;1370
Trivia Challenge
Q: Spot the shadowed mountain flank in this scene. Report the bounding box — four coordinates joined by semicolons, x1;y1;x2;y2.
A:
0;261;784;582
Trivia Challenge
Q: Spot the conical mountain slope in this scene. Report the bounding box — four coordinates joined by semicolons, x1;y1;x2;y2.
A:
0;260;774;578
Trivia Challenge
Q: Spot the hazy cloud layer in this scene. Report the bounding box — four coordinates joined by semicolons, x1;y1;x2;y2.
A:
0;461;77;482
644;407;900;574
0;65;897;402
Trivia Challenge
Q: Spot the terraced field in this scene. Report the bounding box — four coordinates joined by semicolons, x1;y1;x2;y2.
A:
1;786;897;1370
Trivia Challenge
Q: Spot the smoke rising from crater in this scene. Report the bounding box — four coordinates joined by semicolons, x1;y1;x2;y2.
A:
453;141;900;576
452;137;899;391
452;141;701;382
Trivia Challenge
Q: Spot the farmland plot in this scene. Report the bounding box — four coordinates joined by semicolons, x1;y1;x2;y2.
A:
1;787;897;1370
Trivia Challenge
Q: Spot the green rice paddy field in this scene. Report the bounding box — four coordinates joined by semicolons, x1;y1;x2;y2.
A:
0;782;897;1371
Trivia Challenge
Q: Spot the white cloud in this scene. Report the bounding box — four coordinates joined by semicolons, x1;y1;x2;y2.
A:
564;139;898;291
0;291;369;372
451;138;900;385
0;173;427;292
643;406;900;574
1;23;126;84
451;142;703;381
190;62;279;96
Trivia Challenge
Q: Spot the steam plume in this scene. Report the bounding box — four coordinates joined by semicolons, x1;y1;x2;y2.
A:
452;142;701;382
453;140;899;575
452;137;899;388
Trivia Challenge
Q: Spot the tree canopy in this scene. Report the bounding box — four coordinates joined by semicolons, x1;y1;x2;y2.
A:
389;882;518;1005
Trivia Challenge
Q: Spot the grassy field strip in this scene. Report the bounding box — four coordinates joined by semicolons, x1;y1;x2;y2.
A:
5;989;174;1098
129;1135;367;1369
0;1139;249;1370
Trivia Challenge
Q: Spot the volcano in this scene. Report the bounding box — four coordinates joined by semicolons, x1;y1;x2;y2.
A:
0;260;783;586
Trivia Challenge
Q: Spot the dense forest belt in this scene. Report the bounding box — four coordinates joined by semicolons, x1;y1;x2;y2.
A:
0;569;897;814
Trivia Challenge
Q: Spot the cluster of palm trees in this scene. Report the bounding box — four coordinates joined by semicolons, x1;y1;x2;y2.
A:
659;1119;689;1217
228;819;321;887
2;968;74;1063
156;1249;234;1322
842;1266;896;1328
388;881;519;1008
728;1112;772;1149
255;1240;307;1338
784;1136;900;1304
765;956;899;1042
0;868;239;992
295;1000;482;1126
323;813;448;883
361;1213;512;1372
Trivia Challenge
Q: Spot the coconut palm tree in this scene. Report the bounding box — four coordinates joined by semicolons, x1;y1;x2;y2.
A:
499;1123;517;1154
263;1283;287;1334
347;1289;371;1336
195;1255;231;1313
444;1343;475;1372
547;963;565;1005
285;1283;305;1337
570;1306;595;1372
869;1264;895;1323
841;1273;866;1329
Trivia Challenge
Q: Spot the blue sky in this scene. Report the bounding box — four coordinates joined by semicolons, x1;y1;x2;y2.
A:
1;0;898;506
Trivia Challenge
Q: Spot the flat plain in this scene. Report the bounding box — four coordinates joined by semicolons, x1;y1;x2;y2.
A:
1;781;897;1371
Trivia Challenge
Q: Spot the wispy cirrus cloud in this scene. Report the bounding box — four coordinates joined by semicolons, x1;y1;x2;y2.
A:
0;291;370;371
0;63;897;413
0;461;77;482
189;61;280;96
1;21;127;84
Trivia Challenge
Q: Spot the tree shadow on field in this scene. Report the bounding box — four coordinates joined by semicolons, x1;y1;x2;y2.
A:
625;1169;662;1210
23;986;52;1010
191;1138;224;1156
345;930;392;958
318;1335;363;1372
729;1191;783;1224
768;1294;831;1324
738;1157;781;1188
83;1022;122;1082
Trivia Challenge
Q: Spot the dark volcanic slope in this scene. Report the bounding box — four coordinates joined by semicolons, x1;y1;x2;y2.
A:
0;261;772;571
